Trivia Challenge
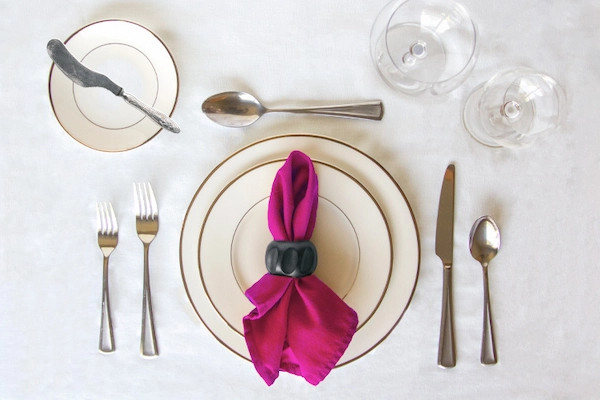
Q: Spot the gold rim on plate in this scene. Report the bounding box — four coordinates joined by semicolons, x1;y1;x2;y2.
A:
197;159;393;338
180;133;420;366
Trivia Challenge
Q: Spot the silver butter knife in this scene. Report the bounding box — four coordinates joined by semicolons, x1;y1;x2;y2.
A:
436;164;456;368
47;39;180;133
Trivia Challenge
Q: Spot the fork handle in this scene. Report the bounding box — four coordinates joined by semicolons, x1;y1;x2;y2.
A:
140;243;159;358
99;256;115;353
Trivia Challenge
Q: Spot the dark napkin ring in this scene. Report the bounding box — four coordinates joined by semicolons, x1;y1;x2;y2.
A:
265;241;318;278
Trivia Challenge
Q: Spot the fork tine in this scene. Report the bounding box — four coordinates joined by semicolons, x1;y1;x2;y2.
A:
96;202;102;233
140;183;149;220
100;203;105;234
103;203;111;235
143;183;152;220
134;182;142;218
97;202;118;236
108;203;118;235
142;183;148;220
146;183;158;220
100;202;109;235
142;183;149;218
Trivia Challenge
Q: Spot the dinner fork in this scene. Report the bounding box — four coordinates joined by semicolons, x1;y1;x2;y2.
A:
134;182;159;358
96;202;118;354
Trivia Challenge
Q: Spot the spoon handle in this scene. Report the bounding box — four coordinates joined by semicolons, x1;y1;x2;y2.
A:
438;266;456;368
272;101;383;120
481;264;497;365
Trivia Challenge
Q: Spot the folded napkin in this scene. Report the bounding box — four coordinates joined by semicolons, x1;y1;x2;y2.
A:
243;151;358;386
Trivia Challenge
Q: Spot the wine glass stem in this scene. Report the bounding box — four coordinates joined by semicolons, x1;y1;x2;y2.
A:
502;101;521;119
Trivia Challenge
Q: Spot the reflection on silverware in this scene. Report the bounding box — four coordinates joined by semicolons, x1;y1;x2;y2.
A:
201;91;383;127
96;202;118;354
469;216;500;365
435;164;456;368
134;182;160;358
47;39;180;133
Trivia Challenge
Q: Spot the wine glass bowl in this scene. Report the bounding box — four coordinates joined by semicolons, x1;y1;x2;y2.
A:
463;68;567;148
370;0;478;96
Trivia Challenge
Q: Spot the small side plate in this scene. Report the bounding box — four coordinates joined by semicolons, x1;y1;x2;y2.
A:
48;20;179;152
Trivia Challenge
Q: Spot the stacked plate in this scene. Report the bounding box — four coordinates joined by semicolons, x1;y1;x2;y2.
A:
180;133;420;365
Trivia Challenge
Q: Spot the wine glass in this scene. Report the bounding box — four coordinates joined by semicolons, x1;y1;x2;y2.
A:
463;68;567;148
370;0;478;96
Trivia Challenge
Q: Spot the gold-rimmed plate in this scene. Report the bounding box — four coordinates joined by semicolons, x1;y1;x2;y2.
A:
199;159;392;337
48;20;179;152
180;134;420;365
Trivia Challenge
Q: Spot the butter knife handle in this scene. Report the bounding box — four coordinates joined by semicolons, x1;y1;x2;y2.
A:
438;266;456;368
121;92;181;133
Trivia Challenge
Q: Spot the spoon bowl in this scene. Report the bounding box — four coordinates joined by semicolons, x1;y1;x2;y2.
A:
469;215;500;366
202;91;384;128
469;216;500;265
202;91;266;127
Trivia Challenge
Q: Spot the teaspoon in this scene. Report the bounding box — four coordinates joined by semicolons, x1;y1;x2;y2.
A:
201;91;383;127
469;215;500;365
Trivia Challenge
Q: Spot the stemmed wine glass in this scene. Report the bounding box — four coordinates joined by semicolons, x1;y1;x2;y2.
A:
370;0;479;96
463;68;567;148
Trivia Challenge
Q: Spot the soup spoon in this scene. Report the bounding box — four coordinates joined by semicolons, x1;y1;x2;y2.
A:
469;216;500;365
202;91;383;127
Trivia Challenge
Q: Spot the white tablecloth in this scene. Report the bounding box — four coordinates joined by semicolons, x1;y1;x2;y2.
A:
1;0;599;398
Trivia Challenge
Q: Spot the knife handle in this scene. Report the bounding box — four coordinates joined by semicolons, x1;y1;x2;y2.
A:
438;266;456;368
120;92;181;133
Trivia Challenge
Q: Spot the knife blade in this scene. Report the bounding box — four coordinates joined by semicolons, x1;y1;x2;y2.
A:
47;39;180;134
436;164;456;368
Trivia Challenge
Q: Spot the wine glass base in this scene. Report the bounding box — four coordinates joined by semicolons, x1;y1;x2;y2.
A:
463;84;501;148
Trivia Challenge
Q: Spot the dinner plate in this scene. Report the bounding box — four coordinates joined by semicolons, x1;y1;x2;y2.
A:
199;160;392;336
180;134;420;365
48;20;179;152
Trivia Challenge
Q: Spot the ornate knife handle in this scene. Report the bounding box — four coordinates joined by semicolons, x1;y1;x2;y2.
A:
120;92;180;133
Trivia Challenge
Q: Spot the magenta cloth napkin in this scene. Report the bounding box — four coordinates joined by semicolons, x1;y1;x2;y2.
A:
242;151;359;386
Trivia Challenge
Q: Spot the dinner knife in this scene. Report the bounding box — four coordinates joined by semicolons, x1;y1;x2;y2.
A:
436;164;456;368
47;39;180;133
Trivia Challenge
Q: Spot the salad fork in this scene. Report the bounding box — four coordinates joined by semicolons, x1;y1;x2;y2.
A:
134;182;159;358
96;202;118;354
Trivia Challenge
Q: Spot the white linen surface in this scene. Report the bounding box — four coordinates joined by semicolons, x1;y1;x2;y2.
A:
1;0;599;398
